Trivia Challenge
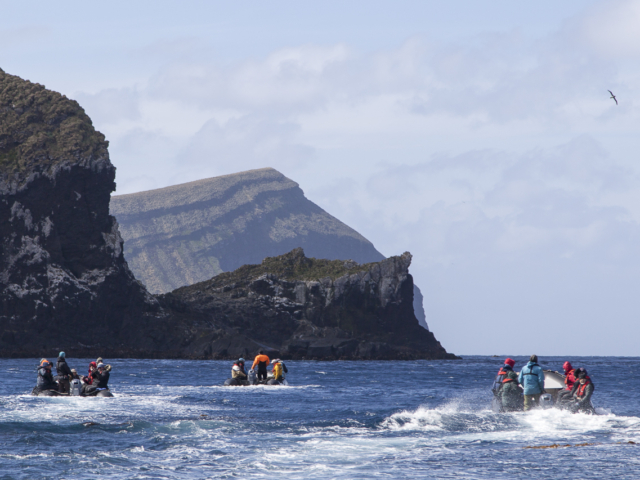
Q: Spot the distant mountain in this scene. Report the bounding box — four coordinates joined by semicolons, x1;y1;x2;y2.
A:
110;168;430;330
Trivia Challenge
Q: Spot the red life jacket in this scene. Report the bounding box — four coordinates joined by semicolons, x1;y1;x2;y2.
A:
565;369;576;390
575;377;592;398
502;377;516;384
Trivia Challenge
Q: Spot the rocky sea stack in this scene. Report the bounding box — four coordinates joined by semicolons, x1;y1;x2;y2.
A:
159;248;456;360
0;69;456;359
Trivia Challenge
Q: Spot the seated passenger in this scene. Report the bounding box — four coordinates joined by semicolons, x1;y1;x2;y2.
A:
271;359;285;384
69;369;80;380
570;368;595;414
491;358;515;398
83;363;110;395
557;361;576;406
56;352;72;394
232;358;248;385
252;351;270;381
501;370;523;411
35;360;58;393
82;361;98;386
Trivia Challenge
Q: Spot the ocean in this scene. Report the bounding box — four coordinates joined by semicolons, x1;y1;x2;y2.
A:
0;356;637;479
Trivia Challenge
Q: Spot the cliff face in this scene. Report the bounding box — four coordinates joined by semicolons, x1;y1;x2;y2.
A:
110;168;385;293
0;68;158;356
110;169;430;330
159;248;455;360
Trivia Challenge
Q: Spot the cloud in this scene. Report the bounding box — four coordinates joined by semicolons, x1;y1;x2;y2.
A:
76;87;141;125
174;114;315;180
580;0;640;58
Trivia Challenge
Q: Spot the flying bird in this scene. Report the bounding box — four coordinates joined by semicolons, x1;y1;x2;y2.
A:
608;90;618;105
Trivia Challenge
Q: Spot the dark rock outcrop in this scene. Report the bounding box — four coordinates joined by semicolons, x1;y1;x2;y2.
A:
158;248;456;360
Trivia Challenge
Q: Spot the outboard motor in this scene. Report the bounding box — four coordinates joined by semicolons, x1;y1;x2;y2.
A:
70;379;82;396
248;369;257;385
540;393;554;409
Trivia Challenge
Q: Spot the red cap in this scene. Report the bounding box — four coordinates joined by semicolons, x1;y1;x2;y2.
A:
504;358;515;368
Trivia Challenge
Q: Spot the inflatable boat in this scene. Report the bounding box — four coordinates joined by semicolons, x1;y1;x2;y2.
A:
491;370;593;413
31;377;113;397
224;368;289;386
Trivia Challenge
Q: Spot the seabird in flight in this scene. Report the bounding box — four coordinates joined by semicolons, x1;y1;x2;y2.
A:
608;90;618;105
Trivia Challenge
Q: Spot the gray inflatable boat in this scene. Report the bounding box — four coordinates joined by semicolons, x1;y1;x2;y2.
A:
491;369;591;412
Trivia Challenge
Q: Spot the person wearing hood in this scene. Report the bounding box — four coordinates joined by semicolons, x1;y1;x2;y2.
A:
232;358;249;385
557;361;577;406
518;355;545;411
492;358;516;398
570;368;595;414
35;359;58;394
55;352;72;394
82;361;97;386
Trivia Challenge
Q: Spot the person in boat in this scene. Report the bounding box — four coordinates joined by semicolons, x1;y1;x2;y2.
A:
270;359;287;384
570;368;595;414
556;361;577;406
491;358;516;398
252;351;270;382
232;358;249;385
518;355;545;411
501;370;523;412
82;361;98;386
96;357;112;372
55;352;73;394
69;369;80;380
35;359;58;394
83;363;110;395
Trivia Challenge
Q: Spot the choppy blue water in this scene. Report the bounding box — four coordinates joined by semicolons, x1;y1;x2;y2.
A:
0;356;638;479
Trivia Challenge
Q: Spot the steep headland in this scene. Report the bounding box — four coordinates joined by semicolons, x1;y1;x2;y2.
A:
110;169;385;292
158;248;456;360
110;169;430;330
0;68;159;356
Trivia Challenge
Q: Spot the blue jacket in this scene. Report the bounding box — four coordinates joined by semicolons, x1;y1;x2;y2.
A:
518;362;545;395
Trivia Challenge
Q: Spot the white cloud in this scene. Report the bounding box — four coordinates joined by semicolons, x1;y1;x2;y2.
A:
580;0;640;58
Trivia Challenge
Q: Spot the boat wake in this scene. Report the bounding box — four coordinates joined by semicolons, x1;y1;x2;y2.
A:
381;399;640;446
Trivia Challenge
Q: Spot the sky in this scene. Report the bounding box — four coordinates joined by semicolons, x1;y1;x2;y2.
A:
2;0;640;356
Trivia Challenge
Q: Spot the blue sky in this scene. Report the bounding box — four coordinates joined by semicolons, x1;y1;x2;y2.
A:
2;0;639;356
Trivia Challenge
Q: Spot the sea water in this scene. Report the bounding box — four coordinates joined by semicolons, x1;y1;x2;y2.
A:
0;356;638;479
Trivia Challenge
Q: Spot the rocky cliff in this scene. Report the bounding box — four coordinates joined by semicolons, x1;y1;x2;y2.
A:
158;248;456;360
0;69;453;360
110;169;430;330
0;68;160;356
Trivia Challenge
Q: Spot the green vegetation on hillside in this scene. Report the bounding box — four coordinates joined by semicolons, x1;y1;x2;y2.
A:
0;69;108;185
175;248;376;293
